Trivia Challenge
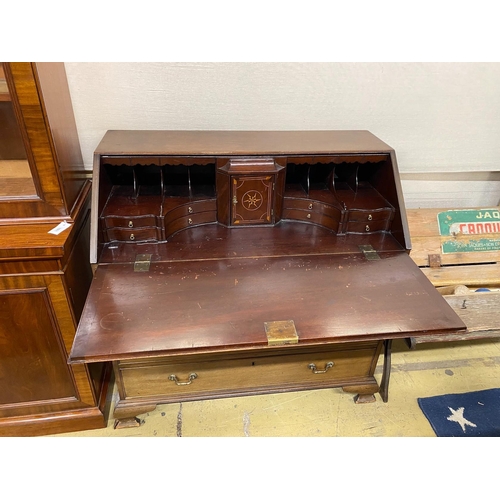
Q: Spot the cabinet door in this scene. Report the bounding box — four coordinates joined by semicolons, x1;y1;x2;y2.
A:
231;175;275;225
0;275;97;419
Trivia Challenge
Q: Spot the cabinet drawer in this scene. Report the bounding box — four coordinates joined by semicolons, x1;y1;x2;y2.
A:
118;344;380;400
347;207;394;222
165;211;217;238
283;198;342;220
345;219;391;233
282;208;340;232
101;215;158;229
164;199;217;224
104;227;160;243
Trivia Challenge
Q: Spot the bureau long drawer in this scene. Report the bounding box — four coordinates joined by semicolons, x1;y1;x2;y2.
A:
117;343;381;400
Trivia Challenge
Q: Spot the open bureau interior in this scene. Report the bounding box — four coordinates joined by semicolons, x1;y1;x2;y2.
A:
70;130;466;429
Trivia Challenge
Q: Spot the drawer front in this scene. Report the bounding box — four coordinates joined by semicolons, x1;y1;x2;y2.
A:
118;345;380;400
282;208;340;232
104;227;160;243
165;210;217;238
283;197;342;220
347;207;394;222
345;219;391;233
102;215;158;229
164;199;217;224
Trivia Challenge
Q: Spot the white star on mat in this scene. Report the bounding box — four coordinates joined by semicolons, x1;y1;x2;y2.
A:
447;406;477;433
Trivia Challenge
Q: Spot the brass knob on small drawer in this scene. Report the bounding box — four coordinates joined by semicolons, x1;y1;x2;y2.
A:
308;203;313;210
308;362;334;374
128;220;134;228
306;213;311;219
168;373;198;386
367;214;373;221
188;206;193;214
365;225;370;232
188;218;193;225
129;234;135;241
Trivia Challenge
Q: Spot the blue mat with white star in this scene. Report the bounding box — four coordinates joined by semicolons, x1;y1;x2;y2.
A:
418;388;500;437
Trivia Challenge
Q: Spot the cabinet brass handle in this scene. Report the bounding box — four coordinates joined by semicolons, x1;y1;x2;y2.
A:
232;196;238;205
308;362;334;374
128;220;134;228
188;218;193;225
365;225;370;232
188;206;193;214
306;213;311;219
129;233;135;241
367;214;373;221
308;203;313;210
168;373;198;386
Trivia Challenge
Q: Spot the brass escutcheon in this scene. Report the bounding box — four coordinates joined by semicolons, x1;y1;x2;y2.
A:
168;373;198;386
308;361;334;374
128;220;134;227
306;213;311;219
129;233;135;241
308;203;313;210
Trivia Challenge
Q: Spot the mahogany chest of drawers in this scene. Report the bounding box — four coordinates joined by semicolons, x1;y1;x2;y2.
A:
69;130;466;428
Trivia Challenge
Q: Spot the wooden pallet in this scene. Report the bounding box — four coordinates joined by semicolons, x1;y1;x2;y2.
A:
407;207;500;343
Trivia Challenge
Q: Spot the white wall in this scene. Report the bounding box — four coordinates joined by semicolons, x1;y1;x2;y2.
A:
64;62;500;209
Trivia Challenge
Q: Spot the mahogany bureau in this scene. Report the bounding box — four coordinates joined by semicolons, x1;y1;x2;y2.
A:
69;130;466;428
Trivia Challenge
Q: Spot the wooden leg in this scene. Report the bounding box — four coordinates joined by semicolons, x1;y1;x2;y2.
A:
114;417;141;429
112;401;158;430
379;339;392;403
342;382;379;404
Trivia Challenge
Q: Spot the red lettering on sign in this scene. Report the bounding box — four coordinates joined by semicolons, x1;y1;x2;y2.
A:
468;223;476;234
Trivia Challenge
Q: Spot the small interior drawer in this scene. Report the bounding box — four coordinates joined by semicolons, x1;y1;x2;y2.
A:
282;208;340;232
283;198;342;220
164;199;217;224
164;211;217;238
345;219;391;233
347;207;394;222
104;227;160;243
101;215;158;229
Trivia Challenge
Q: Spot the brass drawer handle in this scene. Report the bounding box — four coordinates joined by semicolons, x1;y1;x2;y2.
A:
128;220;134;228
308;362;334;374
367;214;373;221
306;213;311;219
168;373;198;386
129;233;135;241
365;225;370;232
188;218;193;225
308;203;313;210
188;206;193;214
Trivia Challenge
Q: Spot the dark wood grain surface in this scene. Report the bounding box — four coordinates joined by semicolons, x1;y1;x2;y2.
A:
95;130;394;156
70;251;465;363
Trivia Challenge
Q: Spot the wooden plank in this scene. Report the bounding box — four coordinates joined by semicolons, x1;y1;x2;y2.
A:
420;263;500;287
413;292;500;343
406;209;500;343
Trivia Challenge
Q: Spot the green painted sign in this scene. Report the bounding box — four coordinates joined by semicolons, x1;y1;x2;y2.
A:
437;208;500;254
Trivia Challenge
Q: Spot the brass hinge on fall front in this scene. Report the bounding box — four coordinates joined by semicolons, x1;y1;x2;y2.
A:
134;254;152;272
264;320;298;346
359;245;381;261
